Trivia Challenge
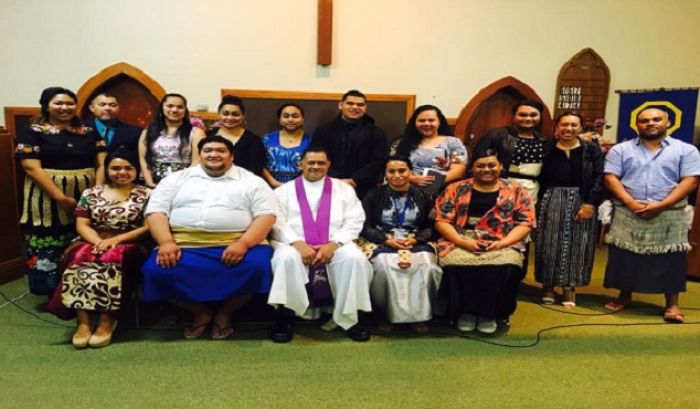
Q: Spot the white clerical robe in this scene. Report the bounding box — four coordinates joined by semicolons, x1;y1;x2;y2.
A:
268;177;373;329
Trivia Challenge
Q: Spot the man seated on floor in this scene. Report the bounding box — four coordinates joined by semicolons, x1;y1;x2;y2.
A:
268;146;374;342
141;135;277;340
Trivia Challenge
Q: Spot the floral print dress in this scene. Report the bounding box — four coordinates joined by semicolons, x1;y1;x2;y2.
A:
60;185;150;312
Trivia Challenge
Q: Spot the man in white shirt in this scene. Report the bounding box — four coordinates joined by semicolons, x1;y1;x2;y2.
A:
142;135;277;340
268;147;373;342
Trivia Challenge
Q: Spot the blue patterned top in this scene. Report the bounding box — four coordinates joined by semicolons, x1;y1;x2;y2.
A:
261;130;312;183
409;136;468;175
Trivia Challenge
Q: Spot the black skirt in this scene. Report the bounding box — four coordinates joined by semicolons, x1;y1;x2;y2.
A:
443;264;524;320
604;245;687;293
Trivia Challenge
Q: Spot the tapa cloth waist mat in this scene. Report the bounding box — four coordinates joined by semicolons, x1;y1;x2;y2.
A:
604;200;691;255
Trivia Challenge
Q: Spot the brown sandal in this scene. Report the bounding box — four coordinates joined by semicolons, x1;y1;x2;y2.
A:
663;308;685;324
604;299;628;312
211;323;235;340
184;322;210;339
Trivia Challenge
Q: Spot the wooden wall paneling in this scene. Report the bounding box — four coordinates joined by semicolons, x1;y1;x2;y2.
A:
688;179;700;279
76;62;166;128
454;76;554;151
3;107;39;139
553;48;611;131
0;127;24;283
4;107;39;217
220;89;416;142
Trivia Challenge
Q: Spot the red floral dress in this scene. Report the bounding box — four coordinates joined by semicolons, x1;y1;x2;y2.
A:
434;178;535;258
59;185;150;312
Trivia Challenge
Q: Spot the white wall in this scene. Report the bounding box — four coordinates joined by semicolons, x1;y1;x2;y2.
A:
2;0;699;141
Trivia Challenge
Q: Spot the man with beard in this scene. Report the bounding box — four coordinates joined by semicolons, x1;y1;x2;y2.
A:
84;93;141;154
603;107;700;323
141;135;277;340
474;99;546;203
312;90;389;198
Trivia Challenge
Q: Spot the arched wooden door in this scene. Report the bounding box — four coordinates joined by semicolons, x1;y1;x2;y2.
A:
77;62;166;128
454;76;553;151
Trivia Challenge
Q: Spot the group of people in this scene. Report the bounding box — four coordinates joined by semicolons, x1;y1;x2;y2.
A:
15;86;699;349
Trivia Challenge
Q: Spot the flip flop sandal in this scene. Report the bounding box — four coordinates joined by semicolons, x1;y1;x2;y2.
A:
663;309;685;324
184;322;210;339
211;323;235;340
604;299;628;313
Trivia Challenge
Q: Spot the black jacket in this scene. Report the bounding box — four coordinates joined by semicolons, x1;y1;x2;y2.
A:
538;137;605;206
206;128;266;177
312;114;389;198
361;185;434;244
474;126;546;176
84;118;141;154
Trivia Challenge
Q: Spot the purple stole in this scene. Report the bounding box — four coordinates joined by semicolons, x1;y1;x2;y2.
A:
295;176;334;307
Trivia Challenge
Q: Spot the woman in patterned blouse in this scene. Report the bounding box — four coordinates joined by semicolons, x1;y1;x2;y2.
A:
434;148;535;334
15;87;107;295
59;149;151;348
393;105;468;193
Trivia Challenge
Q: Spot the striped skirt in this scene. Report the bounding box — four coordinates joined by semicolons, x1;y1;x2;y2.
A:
534;187;597;288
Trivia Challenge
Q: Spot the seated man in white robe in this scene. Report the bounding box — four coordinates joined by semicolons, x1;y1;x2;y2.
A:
268;146;373;342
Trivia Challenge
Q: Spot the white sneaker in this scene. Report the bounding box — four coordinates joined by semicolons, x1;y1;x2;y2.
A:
457;314;477;332
476;317;498;334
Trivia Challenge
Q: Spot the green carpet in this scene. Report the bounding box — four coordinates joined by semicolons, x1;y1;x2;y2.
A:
1;246;699;409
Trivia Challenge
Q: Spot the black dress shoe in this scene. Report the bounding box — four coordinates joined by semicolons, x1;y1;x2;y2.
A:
346;323;371;342
270;322;293;343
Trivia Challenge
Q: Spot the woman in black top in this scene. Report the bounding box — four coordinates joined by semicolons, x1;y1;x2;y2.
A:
195;95;266;177
535;112;605;307
361;156;442;332
15;87;107;294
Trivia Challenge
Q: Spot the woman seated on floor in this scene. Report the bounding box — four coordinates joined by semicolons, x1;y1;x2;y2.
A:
434;148;535;334
59;149;151;348
360;156;443;333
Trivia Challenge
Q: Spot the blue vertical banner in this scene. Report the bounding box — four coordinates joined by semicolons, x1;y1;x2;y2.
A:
617;89;699;143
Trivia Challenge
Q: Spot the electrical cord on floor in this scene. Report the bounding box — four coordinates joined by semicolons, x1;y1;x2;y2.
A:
0;288;73;328
2;288;699;349
525;294;621;316
432;320;700;348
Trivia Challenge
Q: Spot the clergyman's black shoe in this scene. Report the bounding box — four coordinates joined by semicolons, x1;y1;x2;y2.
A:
346;323;371;342
270;322;293;343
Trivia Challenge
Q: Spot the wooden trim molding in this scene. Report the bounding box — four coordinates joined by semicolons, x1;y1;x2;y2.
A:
454;76;554;138
221;89;416;121
3;107;40;137
0;258;24;285
76;62;166;114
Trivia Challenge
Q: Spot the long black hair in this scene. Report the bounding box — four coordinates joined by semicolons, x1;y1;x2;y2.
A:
145;93;193;165
395;105;451;157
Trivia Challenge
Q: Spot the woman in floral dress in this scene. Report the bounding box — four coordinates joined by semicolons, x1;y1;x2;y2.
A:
434;148;535;334
138;93;205;187
60;149;151;348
